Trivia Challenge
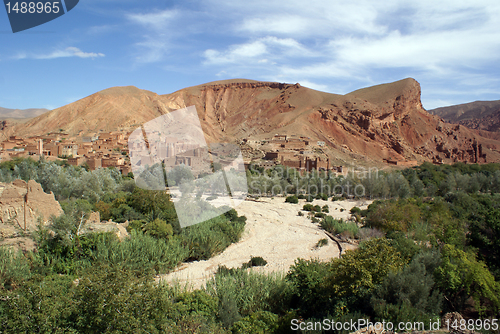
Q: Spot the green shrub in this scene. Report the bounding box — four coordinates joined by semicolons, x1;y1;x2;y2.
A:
350;206;361;214
231;310;279;334
316;238;328;248
0;247;31;289
313;205;322;212
286;258;333;318
316;193;328;201
303;204;314;211
250;256;267;267
242;256;268;269
322;205;329;213
297;194;306;199
323;238;406;315
127;219;146;233
298;211;304;216
285;195;299;204
175;290;219;321
305;195;314;202
315;212;326;218
371;251;443;324
204;269;291;318
365;200;422;232
320;216;359;238
143;218;174;239
92;230;189;274
182;215;246;261
216;265;239;276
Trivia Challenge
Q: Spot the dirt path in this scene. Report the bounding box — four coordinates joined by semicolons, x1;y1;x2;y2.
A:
159;198;372;289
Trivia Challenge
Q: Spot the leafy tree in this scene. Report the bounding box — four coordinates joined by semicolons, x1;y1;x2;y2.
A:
365;199;422;232
286;259;332;318
435;244;500;316
371;251;442;323
127;188;178;229
326;238;406;315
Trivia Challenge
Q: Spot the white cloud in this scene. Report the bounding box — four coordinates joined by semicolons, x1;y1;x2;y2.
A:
127;9;178;30
296;80;329;92
14;47;105;60
200;0;500;95
204;36;314;65
126;9;184;64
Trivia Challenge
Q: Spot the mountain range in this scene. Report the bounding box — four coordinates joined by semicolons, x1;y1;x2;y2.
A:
429;100;500;133
0;107;48;120
2;78;500;165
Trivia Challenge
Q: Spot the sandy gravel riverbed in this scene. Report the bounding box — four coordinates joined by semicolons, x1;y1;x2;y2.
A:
159;197;372;289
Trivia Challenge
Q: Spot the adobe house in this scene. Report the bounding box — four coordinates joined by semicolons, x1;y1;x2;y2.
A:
1;142;17;150
259;160;278;168
87;157;102;170
273;134;287;141
68;156;86;166
59;143;78;157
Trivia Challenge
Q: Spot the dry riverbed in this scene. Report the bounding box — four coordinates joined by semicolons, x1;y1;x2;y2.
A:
159;197;372;289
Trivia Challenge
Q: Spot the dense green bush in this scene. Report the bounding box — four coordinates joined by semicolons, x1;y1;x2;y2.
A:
182;215;246;261
286;258;333;318
350;206;361;214
303;204;314;211
0;247;31;289
205;268;292;320
231;310;279;334
370;251;443;324
143;218;174;239
435;244;500;316
285;195;298;204
242;256;267;269
320;216;359;238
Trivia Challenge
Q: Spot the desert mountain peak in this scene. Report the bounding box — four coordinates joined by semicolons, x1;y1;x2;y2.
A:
346;78;419;103
96;85;157;97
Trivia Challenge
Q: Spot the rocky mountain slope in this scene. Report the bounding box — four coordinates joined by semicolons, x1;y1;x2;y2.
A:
429;100;500;132
3;78;500;165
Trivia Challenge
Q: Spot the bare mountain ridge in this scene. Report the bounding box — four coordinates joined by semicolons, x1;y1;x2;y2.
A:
0;107;49;120
429;100;500;133
4;78;500;164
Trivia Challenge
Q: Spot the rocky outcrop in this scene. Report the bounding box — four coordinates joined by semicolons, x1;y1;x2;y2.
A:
0;179;63;234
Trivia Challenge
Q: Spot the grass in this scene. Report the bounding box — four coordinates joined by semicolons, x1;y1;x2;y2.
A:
320;216;359;239
315;238;328;248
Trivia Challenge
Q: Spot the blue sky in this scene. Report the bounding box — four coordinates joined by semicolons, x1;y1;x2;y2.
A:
1;0;500;110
